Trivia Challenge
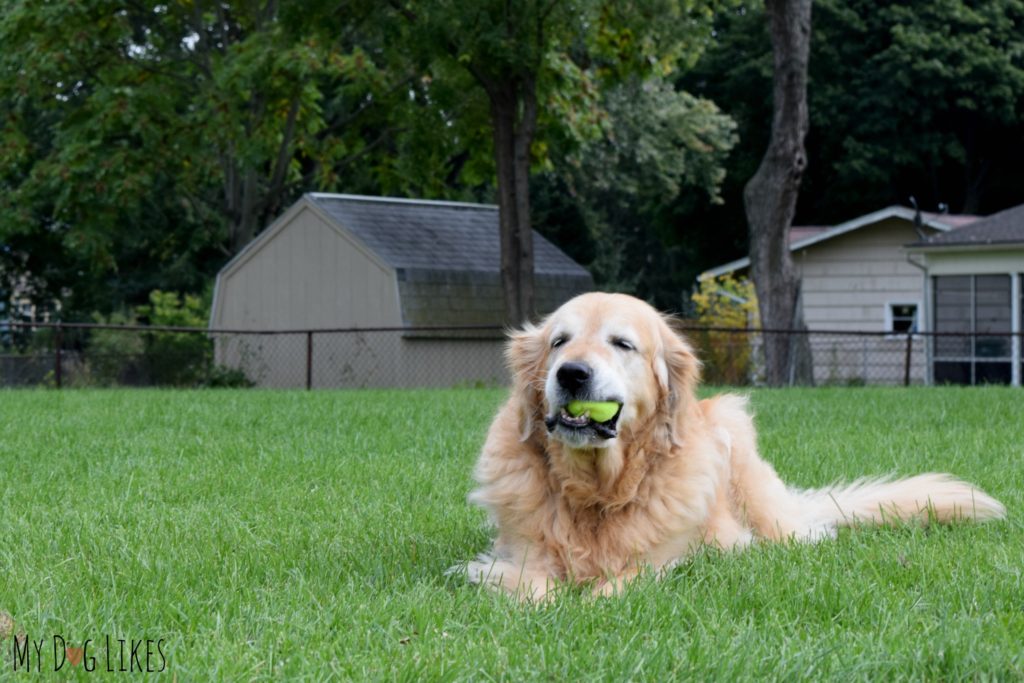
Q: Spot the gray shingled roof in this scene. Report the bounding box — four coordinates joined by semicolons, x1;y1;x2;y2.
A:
307;193;593;328
910;202;1024;248
308;193;590;276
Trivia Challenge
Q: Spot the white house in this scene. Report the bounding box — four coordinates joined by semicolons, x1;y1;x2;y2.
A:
700;206;980;384
1;274;59;326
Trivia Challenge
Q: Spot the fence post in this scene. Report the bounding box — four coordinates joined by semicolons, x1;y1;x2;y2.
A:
903;332;913;386
306;331;313;390
861;338;868;383
54;322;63;389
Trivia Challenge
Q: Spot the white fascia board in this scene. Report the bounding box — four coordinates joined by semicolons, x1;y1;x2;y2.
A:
699;206;952;281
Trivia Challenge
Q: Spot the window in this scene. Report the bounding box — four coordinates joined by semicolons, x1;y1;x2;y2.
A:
976;275;1012;358
933;275;1012;385
887;303;918;334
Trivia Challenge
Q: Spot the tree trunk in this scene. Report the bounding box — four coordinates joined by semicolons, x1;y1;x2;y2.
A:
744;0;814;386
962;112;989;214
489;76;537;326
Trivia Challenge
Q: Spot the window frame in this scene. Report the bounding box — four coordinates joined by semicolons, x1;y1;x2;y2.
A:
884;300;921;338
932;274;1014;385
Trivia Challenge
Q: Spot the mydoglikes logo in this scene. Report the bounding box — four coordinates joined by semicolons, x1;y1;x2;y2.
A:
1;610;168;674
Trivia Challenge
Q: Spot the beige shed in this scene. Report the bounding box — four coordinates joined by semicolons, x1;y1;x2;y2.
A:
210;193;593;388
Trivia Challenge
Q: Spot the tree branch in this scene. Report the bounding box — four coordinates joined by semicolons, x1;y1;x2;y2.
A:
262;95;302;215
316;73;417;140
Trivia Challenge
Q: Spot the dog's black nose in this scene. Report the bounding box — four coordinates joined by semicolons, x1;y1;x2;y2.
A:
556;362;592;393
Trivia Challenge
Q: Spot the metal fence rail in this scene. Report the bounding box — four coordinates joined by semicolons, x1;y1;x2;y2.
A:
1;322;508;389
1;321;1021;388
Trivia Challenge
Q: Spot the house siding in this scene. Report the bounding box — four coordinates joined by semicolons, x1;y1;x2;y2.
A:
919;249;1024;276
786;218;931;385
796;218;929;332
214;331;508;389
699;208;1023;385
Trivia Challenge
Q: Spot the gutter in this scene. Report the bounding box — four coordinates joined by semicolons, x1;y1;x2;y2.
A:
905;241;1024;253
905;252;932;385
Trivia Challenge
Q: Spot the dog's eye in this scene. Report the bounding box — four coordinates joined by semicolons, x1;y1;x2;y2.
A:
551;335;568;349
611;337;636;351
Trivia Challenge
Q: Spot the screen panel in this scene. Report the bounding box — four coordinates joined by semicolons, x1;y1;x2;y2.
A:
934;276;971;358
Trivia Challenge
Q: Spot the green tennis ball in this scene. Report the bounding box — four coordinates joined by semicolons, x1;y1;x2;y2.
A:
566;400;619;422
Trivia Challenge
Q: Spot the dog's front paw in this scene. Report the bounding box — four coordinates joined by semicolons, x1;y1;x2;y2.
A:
448;555;559;603
592;579;621;598
446;553;502;585
591;570;640;598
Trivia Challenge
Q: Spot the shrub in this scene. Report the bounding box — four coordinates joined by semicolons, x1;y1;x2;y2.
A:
86;291;221;387
87;310;146;386
200;365;255;388
690;274;759;385
135;290;213;386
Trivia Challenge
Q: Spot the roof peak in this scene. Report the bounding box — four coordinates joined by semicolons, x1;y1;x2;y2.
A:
308;192;498;211
699;204;974;280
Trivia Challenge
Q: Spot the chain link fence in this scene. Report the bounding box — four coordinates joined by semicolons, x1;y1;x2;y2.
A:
0;323;509;389
1;322;1020;388
685;327;929;387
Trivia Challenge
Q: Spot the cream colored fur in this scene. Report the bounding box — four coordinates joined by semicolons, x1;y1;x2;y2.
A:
455;293;1005;600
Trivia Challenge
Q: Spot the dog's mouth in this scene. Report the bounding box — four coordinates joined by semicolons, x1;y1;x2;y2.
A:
543;402;623;440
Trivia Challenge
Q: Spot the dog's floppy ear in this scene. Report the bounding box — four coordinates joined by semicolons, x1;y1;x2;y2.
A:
505;323;549;442
654;316;701;411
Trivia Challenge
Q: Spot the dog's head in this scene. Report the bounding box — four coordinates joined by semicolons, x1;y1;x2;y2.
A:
508;292;700;450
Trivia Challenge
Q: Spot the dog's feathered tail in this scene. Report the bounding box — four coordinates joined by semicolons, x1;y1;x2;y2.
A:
795;473;1005;531
701;395;1006;542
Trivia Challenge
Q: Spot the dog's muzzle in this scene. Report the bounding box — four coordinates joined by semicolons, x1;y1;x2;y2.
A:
544;403;623;440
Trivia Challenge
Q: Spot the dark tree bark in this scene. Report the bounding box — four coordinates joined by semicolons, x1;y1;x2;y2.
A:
961;112;990;214
223;93;303;255
743;0;814;386
389;0;559;325
480;74;538;326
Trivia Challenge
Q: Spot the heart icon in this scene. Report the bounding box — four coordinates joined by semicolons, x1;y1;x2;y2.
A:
66;647;84;667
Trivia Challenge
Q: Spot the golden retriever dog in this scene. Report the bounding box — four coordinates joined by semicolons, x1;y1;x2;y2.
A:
456;292;1005;600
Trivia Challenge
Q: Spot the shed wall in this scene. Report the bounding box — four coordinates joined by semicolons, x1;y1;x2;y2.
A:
398;269;592;327
218;332;508;389
215;207;401;329
210;197;593;387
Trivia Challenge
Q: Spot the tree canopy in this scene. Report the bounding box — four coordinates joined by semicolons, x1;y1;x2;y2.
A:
2;0;1023;319
676;0;1024;279
0;0;429;311
384;0;736;322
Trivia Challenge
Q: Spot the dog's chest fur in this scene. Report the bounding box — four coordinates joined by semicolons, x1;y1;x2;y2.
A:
536;434;721;577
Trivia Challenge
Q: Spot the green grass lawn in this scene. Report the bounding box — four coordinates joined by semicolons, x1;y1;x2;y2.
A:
0;387;1021;680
